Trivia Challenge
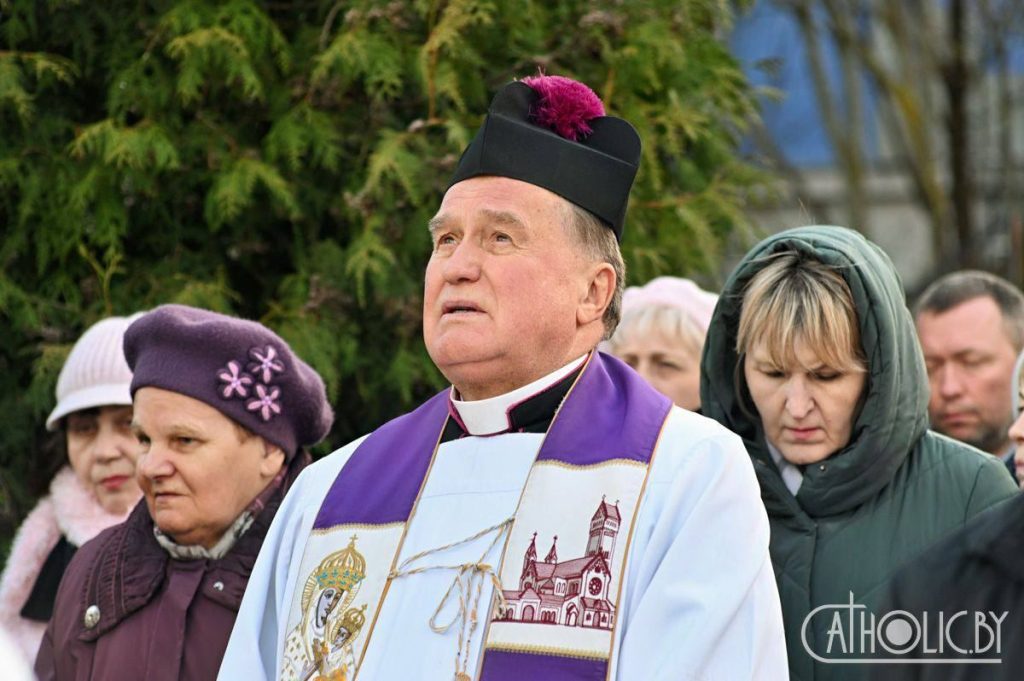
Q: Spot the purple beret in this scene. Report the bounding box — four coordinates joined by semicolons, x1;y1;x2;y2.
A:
124;304;333;456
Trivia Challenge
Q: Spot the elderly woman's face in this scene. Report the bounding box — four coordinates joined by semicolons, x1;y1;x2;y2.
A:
744;338;867;465
65;405;142;515
131;387;284;548
613;331;701;411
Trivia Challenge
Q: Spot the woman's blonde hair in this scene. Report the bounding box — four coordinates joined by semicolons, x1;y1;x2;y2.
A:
737;251;867;373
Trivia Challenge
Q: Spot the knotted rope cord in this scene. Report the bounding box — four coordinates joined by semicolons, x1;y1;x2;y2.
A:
387;516;515;680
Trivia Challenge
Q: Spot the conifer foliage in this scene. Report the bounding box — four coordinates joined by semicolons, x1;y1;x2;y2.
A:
0;0;764;547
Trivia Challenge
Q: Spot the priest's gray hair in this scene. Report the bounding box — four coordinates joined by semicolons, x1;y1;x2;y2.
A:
564;203;626;339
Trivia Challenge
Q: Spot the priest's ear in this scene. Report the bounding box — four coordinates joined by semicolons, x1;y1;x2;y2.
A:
566;206;619;330
577;261;616;329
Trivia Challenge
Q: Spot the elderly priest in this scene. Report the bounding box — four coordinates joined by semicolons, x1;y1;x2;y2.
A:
219;75;787;681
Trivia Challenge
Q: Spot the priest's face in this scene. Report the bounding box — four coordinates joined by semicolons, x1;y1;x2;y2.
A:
424;177;595;400
132;387;285;549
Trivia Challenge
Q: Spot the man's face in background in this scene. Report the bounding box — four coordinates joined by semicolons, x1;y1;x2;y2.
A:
918;295;1019;455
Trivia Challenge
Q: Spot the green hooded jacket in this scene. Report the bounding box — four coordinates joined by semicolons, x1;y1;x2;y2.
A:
700;226;1018;681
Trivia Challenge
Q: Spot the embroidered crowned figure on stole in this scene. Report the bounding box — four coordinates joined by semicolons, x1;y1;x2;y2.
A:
281;537;368;681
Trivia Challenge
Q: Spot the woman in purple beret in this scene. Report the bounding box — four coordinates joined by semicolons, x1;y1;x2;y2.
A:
35;304;334;681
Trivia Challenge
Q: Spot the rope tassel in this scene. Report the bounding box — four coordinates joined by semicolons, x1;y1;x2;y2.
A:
387;517;514;680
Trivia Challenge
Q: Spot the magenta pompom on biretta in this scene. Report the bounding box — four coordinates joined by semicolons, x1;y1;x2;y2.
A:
521;74;606;141
123;304;333;457
448;73;641;240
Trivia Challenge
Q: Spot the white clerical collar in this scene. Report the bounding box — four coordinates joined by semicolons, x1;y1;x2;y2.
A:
768;442;804;495
450;354;588;436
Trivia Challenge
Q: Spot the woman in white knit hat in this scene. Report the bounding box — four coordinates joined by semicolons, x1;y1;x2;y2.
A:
604;276;718;411
0;315;143;664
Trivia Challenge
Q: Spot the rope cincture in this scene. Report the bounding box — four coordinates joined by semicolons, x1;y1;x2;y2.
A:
387;517;515;681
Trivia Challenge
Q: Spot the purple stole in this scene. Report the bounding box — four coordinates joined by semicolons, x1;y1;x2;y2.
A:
279;353;671;681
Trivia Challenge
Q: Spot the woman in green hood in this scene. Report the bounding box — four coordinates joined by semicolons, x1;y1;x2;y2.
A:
700;226;1018;681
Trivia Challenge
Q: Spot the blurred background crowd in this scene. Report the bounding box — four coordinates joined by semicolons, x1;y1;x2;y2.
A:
8;0;1024;551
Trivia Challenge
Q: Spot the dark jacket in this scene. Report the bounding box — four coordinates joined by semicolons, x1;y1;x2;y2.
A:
34;452;309;681
700;226;1019;681
1002;449;1017;485
870;494;1024;680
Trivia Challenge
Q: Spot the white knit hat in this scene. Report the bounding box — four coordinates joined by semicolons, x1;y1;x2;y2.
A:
620;276;719;334
45;314;142;431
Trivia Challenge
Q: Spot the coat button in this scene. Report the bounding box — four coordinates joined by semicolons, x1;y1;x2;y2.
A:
83;605;101;629
819;464;827;472
213;581;225;591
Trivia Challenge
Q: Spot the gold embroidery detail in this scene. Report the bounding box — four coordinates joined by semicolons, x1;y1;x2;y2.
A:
310;521;405;536
530;458;649;472
484;642;608;660
281;537;369;681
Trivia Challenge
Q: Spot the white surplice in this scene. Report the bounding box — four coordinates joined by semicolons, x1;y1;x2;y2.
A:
218;359;789;680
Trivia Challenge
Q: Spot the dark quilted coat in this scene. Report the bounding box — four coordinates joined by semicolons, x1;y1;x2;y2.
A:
700;226;1018;681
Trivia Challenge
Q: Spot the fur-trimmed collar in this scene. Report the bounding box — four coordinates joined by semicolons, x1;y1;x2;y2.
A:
0;467;132;662
50;466;136;546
